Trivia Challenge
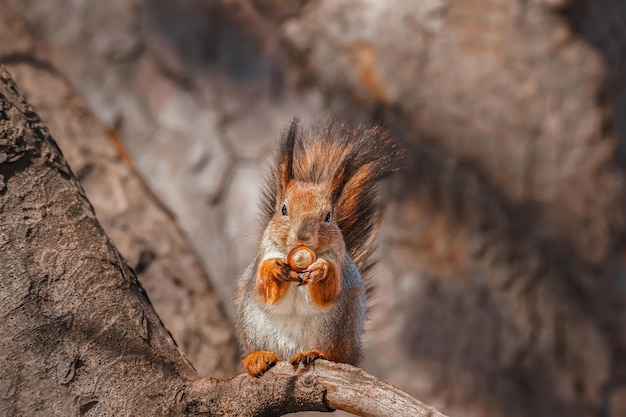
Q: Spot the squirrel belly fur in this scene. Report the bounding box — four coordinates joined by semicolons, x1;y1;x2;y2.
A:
235;118;403;377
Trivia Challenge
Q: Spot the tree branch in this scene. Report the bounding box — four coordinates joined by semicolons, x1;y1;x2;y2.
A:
183;361;447;417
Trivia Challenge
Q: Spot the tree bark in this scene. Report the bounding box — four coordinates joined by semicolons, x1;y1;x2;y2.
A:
0;67;446;416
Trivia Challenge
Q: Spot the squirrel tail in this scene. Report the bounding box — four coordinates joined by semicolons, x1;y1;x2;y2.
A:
260;117;404;274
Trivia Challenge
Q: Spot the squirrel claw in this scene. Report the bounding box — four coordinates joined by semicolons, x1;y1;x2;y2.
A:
296;274;308;286
289;349;325;367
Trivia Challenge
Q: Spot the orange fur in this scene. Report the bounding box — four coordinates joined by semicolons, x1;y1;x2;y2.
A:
302;258;341;307
257;258;291;305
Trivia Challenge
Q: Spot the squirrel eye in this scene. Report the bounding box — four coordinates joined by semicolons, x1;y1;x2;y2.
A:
324;211;332;223
281;204;288;216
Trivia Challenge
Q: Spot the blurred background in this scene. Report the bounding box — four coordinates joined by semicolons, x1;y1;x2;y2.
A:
1;0;626;416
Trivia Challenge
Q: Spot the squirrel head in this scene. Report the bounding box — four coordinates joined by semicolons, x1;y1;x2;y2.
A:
273;181;342;251
265;119;343;252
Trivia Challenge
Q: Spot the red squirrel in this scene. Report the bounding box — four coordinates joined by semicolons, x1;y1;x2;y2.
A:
235;118;403;377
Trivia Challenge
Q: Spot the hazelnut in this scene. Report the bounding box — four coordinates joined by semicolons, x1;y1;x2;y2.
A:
287;245;316;272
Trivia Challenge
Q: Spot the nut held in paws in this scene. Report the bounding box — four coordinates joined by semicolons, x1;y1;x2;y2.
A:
287;246;316;273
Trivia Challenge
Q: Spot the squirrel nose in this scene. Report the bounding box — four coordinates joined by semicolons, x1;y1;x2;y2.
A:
296;230;312;243
295;225;314;245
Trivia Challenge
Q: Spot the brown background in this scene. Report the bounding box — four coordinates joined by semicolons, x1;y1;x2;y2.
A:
2;0;626;416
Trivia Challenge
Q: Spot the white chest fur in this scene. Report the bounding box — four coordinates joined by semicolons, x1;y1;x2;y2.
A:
243;281;332;359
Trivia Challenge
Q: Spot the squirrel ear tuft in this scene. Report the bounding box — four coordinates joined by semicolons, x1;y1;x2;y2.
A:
276;117;299;202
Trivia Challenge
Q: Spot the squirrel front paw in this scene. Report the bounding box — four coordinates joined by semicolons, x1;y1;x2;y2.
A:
301;258;332;284
242;351;282;377
257;258;299;304
265;258;294;282
301;259;340;307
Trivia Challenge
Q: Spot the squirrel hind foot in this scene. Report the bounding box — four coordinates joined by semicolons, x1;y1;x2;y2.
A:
289;349;326;367
242;351;282;377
